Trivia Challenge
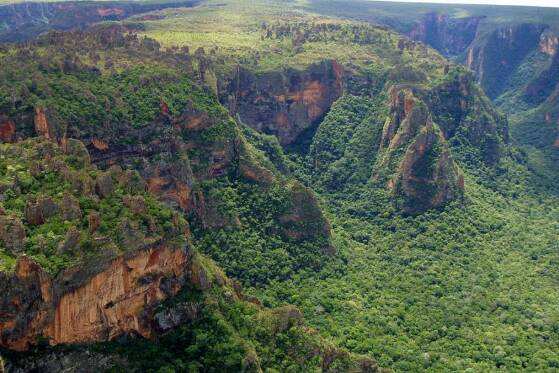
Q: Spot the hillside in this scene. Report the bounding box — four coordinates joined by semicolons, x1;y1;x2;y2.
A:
0;0;558;372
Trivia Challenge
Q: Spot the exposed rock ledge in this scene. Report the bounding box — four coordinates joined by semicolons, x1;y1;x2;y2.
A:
0;243;190;351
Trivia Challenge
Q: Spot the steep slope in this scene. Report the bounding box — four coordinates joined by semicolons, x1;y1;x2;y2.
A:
0;23;380;371
0;138;190;351
131;2;559;371
136;2;506;213
299;0;559;160
307;68;506;213
1;1;559;372
372;87;464;214
408;12;484;57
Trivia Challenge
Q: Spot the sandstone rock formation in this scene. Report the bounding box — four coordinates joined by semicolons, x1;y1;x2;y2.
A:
374;87;464;214
0;215;26;253
223;60;344;146
0;244;191;351
424;71;508;165
0;138;194;351
0;116;16;143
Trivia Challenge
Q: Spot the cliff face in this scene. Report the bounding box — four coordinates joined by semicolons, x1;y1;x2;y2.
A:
425;72;508;165
0;245;190;351
524;42;559;106
465;23;547;99
222;60;344;146
374;88;464;214
408;12;484;57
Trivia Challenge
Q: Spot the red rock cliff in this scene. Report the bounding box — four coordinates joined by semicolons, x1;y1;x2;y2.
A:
0;244;190;351
223;60;343;146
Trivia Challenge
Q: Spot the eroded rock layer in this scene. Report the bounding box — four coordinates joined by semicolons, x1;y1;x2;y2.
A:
374;87;464;214
222;60;344;146
0;245;190;351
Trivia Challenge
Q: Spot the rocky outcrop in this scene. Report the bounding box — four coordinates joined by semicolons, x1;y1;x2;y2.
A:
524;42;559;106
0;116;16;143
0;138;196;351
0;215;26;253
408;12;484;57
33;107;52;140
222;60;344;146
24;196;59;226
540;29;559;56
374;88;464;214
0;244;191;351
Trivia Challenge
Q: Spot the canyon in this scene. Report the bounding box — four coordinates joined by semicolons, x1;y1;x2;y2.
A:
0;0;558;371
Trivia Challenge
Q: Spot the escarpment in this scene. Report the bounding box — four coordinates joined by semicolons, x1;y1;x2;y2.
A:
0;136;364;372
465;23;548;99
308;67;504;213
222;60;344;146
424;71;509;165
524;43;559;106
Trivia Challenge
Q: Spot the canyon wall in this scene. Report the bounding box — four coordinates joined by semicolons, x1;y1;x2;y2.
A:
408;12;484;57
465;23;548;99
222;60;344;146
0;244;191;351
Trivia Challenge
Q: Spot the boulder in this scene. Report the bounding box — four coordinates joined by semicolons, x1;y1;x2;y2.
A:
57;227;81;254
123;195;146;215
95;172;114;199
88;211;101;233
24;196;59;226
118;219;144;248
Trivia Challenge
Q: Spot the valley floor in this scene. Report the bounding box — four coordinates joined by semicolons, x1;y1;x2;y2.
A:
252;173;559;371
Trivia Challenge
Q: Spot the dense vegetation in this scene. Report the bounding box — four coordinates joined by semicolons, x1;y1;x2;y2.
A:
0;0;558;371
133;1;559;370
95;283;375;372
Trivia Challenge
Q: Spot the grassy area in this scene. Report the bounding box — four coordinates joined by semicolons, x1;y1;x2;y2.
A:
136;0;447;75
